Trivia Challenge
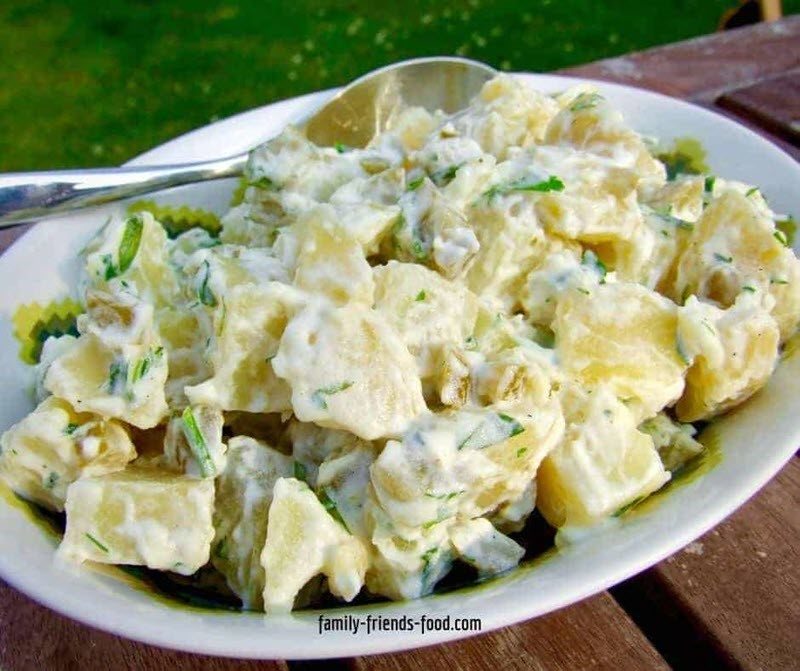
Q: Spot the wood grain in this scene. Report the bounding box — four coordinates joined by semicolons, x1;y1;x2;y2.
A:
353;593;668;671
717;69;800;144
564;15;800;101
613;459;800;670
0;579;287;671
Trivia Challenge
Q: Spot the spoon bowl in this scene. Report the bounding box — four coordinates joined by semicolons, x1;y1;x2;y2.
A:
0;57;496;227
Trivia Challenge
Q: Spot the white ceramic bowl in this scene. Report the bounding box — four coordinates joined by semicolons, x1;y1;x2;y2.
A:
1;74;798;659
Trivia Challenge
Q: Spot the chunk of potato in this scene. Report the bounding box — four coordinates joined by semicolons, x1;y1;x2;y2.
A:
273;302;426;440
675;295;779;421
59;467;215;574
554;282;687;422
212;436;292;609
45;333;169;429
672;190;800;341
373;261;479;378
260;477;368;612
0;397;135;511
293;207;374;305
185;283;294;414
537;385;670;527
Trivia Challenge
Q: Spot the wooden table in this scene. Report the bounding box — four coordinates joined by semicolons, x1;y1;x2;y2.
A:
1;17;799;671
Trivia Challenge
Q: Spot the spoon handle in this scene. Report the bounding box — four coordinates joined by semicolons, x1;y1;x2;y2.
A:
0;153;247;227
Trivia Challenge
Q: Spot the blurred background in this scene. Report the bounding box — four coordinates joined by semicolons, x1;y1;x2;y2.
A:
1;0;797;170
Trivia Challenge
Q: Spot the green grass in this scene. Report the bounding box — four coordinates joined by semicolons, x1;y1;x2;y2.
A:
0;0;796;170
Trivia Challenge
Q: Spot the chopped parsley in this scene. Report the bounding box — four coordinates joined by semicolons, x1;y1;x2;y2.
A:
85;532;109;554
482;174;565;201
64;423;79;436
181;407;216;478
312;381;354;410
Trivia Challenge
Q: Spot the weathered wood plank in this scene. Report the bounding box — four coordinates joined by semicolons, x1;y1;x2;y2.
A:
564;16;800;101
0;579;287;671
353;593;668;671
717;69;800;144
613;459;800;671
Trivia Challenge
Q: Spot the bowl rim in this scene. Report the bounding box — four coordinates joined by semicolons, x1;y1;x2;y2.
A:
1;71;799;660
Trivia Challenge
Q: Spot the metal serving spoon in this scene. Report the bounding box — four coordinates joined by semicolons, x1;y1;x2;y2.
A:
0;57;496;227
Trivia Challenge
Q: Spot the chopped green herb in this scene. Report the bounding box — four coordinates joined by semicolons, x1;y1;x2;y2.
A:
410;237;429;261
771;278;789;285
776;216;797;246
774;229;790;247
656;137;709;180
415;290;427;301
85;532;109;553
64;423;79;435
742;285;756;293
317;488;349;531
293;461;308;483
181;406;216;478
745;186;759;197
459;412;524;450
422;519;443;530
117;215;144;274
576;287;591;295
581;249;607;281
430;164;461;187
214;538;229;560
704;175;716;193
464;335;478;350
198;260;217;307
107;359;128;396
44;472;60;490
249;175;275;189
569;91;603;112
407;175;425;191
312;381;354;410
334;142;347;153
424;490;464;501
613;495;646;517
482;175;565;202
714;253;732;263
100;253;117;281
516;447;528;458
129;346;163;385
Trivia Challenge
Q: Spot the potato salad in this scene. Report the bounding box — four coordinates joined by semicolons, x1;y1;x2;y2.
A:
2;75;799;612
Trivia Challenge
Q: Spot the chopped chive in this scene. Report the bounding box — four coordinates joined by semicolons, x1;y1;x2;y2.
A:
312;380;354;410
676;336;691;365
498;413;525;437
249;175;275;189
742;285;756;293
107;359;128;396
317;488;349;531
613;495;645;517
118;215;144;274
424;490;464;500
130;346;163;385
214;537;229;560
714;253;732;263
415;290;427;301
576;287;591;295
774;229;789;247
430;164;461;187
516;447;528;458
407;175;424;191
85;532;109;553
198;260;217;307
64;423;79;435
771;278;789;285
334;141;347;153
181;406;216;478
704;175;716;193
569;92;603;112
745;186;759;197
